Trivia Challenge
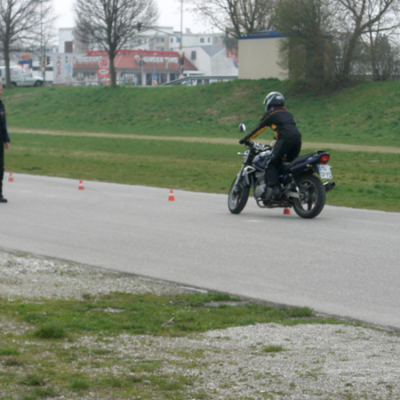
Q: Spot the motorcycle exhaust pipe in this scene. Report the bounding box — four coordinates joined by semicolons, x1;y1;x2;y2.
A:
324;181;335;192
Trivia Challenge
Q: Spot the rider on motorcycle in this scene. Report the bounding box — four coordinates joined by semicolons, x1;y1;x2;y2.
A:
238;91;302;200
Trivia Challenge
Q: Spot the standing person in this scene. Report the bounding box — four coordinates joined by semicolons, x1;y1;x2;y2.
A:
239;91;302;201
0;83;11;203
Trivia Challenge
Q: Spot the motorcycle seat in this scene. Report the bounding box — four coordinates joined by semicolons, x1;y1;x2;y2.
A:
289;151;325;167
281;152;314;171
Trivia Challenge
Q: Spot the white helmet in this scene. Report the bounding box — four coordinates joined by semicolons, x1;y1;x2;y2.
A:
263;92;285;111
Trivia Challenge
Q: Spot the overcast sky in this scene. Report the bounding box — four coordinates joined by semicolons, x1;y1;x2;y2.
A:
53;0;214;33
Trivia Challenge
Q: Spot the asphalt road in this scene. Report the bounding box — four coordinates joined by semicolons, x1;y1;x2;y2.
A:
2;173;400;330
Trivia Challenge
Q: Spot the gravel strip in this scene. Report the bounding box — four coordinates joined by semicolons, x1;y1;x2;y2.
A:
1;250;400;399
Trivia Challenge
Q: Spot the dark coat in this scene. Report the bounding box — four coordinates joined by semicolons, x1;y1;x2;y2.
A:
0;100;10;144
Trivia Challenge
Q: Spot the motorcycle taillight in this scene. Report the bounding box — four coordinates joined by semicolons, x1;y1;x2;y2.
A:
319;154;330;164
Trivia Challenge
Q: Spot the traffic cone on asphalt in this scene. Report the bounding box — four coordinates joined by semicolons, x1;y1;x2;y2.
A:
78;180;84;190
168;189;175;201
283;208;291;215
8;172;14;182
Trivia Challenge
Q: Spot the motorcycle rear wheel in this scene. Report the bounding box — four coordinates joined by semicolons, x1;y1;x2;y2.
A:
228;177;250;214
293;174;326;219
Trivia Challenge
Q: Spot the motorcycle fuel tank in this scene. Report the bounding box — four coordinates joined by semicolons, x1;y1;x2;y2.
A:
252;150;271;170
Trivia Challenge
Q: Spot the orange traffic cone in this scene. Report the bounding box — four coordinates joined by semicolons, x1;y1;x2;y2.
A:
168;189;175;201
8;172;14;182
283;208;291;215
78;180;84;190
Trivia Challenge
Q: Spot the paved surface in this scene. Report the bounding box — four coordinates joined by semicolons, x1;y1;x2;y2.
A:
9;127;400;153
1;173;400;330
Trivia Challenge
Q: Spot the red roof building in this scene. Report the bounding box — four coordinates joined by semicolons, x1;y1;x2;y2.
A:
72;50;197;85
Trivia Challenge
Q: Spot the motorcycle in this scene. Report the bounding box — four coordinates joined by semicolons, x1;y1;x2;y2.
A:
228;124;335;219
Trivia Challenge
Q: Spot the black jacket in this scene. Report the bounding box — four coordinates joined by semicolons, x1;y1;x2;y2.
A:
0;100;10;143
239;106;301;144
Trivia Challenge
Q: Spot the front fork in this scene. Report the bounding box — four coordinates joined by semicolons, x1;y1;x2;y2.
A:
234;164;246;187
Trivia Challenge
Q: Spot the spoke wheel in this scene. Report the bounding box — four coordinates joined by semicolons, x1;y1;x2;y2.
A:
293;174;326;219
228;177;250;214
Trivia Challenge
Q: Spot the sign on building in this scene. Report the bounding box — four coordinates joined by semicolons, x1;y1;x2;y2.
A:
53;54;73;84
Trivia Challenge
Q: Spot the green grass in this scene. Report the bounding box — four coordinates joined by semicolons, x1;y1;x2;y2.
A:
5;132;400;212
0;293;318;338
2;81;400;212
263;345;286;353
3;79;400;146
0;292;336;399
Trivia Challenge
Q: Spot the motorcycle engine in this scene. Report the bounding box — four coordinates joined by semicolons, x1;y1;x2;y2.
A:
254;172;266;198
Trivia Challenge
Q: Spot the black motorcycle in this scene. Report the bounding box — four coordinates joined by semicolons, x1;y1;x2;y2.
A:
228;124;335;219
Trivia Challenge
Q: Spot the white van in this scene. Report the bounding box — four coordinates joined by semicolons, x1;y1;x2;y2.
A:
0;66;44;87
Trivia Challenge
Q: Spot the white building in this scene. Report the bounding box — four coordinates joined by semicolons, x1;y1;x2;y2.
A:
169;30;225;52
58;26;226;53
58;28;87;54
184;45;238;76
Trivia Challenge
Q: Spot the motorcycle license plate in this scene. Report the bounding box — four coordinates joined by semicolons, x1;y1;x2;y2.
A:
318;164;332;179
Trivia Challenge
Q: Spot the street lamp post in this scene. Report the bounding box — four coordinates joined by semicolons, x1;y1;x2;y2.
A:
153;53;157;86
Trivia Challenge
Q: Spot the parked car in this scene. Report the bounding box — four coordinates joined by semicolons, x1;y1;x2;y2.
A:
0;66;44;87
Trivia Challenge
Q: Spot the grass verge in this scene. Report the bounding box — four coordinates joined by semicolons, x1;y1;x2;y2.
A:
0;292;338;399
5;132;400;212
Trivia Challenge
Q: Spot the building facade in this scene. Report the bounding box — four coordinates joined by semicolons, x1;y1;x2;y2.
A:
238;31;288;80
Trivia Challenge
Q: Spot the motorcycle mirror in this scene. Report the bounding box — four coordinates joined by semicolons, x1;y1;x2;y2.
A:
239;123;246;133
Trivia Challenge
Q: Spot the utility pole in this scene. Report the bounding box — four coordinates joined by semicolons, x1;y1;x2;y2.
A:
40;0;46;82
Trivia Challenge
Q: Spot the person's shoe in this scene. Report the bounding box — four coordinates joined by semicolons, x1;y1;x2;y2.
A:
264;186;280;201
0;195;7;203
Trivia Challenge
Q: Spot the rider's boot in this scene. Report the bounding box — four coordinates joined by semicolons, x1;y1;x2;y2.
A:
264;185;280;201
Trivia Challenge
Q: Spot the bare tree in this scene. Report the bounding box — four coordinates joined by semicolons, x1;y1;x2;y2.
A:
364;32;400;80
333;0;400;82
361;4;400;81
0;0;52;88
75;0;158;87
188;0;275;38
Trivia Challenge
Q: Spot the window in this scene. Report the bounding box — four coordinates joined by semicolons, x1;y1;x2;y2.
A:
191;51;196;60
207;37;211;43
170;38;174;43
200;38;205;43
156;37;165;43
64;41;73;53
213;37;218;44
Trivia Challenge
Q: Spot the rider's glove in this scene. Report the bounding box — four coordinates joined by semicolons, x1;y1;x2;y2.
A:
238;138;246;145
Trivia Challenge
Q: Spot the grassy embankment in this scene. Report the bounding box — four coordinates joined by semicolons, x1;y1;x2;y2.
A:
3;79;400;212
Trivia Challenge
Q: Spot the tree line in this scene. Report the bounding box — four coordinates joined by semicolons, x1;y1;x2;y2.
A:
1;0;399;89
189;0;400;90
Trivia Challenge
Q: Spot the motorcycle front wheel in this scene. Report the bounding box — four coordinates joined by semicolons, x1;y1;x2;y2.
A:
228;177;250;214
293;174;326;219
